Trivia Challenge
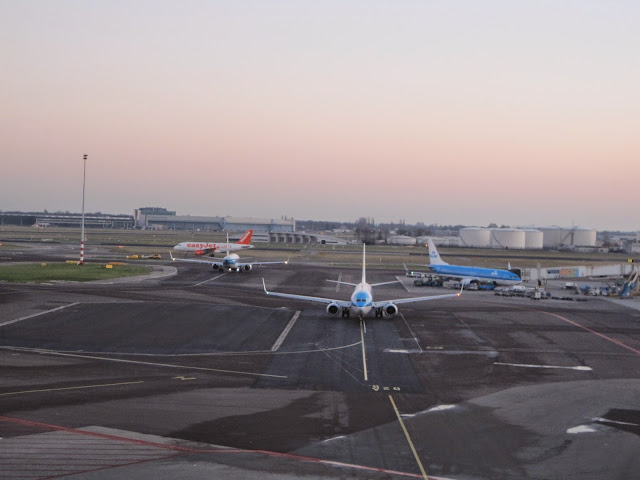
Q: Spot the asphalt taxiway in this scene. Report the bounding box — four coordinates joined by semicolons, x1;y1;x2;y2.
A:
1;249;640;479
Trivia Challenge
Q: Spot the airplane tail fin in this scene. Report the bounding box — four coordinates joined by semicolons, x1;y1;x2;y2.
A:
426;238;448;266
361;243;367;284
226;232;231;256
237;230;253;245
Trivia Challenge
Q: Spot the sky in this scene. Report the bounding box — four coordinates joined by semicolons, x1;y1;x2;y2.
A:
1;0;638;231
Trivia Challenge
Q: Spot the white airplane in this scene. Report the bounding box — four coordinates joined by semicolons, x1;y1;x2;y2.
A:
173;230;254;256
170;233;288;272
263;244;461;318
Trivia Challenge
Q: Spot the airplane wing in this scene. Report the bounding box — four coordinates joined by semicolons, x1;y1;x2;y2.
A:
403;263;435;273
326;280;399;287
263;279;351;307
169;252;224;268
372;285;463;307
170;252;288;269
420;272;476;284
326;280;358;287
237;260;289;268
370;280;401;287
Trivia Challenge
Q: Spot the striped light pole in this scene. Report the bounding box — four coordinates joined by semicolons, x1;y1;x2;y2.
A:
79;154;87;265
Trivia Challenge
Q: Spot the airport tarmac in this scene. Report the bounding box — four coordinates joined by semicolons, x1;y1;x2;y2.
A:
1;247;640;479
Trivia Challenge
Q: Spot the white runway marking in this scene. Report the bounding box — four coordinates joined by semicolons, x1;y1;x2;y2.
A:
6;347;287;379
0;303;79;327
0;380;144;397
567;425;598;434
397;276;412;293
494;362;592;371
401;404;457;418
271;311;301;351
192;273;226;287
593;417;640;427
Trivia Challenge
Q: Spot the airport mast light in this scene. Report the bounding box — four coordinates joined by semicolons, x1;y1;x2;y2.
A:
79;154;87;265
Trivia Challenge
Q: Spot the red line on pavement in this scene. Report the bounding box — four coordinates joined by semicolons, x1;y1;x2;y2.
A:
542;311;640;356
0;416;440;479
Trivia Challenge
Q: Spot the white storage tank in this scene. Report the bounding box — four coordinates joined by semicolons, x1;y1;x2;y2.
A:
522;229;543;249
570;227;597;247
540;226;564;247
540;226;596;248
459;227;491;248
387;235;417;246
490;228;525;249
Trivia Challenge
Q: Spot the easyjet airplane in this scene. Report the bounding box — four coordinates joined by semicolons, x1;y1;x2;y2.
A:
173;230;254;256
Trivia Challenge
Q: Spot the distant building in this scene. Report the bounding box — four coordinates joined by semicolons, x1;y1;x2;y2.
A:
0;211;133;229
387;235;417;246
134;207;176;229
134;207;296;233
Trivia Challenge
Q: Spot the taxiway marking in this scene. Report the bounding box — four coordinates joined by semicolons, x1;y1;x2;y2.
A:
0;303;79;327
0;380;144;397
192;273;226;287
543;310;640;356
389;394;429;480
0;416;453;479
8;348;287;379
271;311;301;351
360;319;368;381
494;362;592;371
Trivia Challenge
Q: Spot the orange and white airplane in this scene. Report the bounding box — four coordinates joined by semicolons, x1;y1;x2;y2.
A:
173;230;254;256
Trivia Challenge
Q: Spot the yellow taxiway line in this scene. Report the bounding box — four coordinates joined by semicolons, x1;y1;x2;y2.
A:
388;394;429;480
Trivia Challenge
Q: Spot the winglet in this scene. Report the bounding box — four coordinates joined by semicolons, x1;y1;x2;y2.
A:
262;278;269;294
457;284;464;296
169;251;175;261
285;256;290;265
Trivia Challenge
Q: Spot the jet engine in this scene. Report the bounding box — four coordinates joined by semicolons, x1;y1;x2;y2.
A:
243;265;252;271
382;303;398;318
326;303;340;315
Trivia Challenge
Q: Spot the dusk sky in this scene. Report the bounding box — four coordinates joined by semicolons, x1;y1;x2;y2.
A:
1;1;638;231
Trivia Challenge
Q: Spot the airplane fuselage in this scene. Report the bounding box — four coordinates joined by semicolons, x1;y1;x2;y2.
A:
173;242;253;254
349;283;374;317
430;264;521;286
221;253;240;269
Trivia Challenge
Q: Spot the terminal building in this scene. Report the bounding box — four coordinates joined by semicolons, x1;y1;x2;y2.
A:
0;211;134;229
134;207;296;233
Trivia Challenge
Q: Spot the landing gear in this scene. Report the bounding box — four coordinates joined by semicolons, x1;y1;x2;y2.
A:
374;308;383;318
341;308;351;319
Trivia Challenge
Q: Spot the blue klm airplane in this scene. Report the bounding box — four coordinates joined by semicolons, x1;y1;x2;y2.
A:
406;238;522;287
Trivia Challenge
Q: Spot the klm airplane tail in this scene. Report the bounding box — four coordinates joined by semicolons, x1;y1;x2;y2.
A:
426;238;448;266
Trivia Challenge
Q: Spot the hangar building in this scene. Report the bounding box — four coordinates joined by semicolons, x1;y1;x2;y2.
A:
134;207;295;233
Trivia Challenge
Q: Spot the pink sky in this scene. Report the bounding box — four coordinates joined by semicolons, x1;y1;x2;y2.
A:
1;1;638;230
